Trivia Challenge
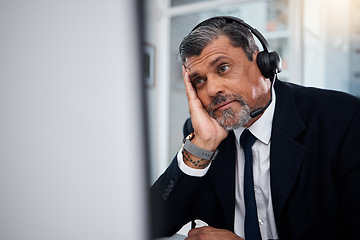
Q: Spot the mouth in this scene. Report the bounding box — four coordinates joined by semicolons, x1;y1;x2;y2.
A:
213;100;237;111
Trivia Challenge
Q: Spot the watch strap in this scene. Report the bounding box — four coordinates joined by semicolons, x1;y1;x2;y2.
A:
183;137;219;161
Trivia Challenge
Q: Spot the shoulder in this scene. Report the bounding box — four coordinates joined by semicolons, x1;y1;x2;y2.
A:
274;80;360;135
279;80;359;102
276;80;360;116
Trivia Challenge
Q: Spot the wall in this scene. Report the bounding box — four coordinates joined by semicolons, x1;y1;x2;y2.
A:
145;0;173;183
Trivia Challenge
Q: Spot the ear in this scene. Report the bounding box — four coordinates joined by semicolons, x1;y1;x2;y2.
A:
253;51;259;62
252;51;266;80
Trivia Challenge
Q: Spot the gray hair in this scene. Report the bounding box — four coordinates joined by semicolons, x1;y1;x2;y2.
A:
179;16;259;64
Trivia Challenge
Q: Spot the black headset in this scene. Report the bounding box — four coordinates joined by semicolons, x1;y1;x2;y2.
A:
191;16;283;80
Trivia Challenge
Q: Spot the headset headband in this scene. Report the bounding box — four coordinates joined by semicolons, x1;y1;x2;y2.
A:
191;16;271;53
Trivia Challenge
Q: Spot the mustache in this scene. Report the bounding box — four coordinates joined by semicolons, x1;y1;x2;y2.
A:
207;93;247;113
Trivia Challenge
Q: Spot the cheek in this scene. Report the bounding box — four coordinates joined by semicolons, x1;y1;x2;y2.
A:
251;77;268;96
196;91;210;108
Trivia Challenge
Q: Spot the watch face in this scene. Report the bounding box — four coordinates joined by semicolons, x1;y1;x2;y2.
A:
186;133;195;141
183;133;195;147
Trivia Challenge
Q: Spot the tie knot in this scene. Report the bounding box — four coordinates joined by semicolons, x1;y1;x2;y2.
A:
240;129;257;149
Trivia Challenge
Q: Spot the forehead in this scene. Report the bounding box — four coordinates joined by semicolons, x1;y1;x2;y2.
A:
184;35;240;70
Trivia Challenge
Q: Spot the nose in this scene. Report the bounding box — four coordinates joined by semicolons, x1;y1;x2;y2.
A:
206;74;225;97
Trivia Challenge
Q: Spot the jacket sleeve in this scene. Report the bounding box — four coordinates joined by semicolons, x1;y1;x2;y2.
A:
336;107;360;238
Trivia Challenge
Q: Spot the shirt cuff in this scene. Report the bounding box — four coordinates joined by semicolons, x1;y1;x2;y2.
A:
177;147;211;177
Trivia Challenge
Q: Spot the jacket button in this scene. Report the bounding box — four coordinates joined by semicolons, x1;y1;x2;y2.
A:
162;193;168;200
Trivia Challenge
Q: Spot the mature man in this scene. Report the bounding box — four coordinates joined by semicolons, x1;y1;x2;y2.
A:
151;16;360;240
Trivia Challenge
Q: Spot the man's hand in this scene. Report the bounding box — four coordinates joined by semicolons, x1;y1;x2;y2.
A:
185;226;244;240
183;66;228;152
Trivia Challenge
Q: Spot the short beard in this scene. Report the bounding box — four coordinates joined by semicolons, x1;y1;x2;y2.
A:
208;94;251;130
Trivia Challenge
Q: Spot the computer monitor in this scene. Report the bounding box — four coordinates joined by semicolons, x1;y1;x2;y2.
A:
0;1;149;239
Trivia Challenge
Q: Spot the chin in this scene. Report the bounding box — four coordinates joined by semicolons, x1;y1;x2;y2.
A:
219;118;248;130
216;108;251;130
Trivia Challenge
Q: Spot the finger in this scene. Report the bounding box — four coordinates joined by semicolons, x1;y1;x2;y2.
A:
182;64;187;77
187;228;200;238
187;227;202;237
182;66;197;102
187;226;212;236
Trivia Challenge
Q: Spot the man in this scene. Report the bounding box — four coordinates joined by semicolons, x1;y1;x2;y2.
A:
151;16;360;240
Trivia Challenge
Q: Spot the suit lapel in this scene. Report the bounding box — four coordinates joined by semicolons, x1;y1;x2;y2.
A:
270;81;306;227
208;131;237;231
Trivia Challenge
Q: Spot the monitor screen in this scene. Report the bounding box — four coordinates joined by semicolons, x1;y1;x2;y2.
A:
0;1;149;239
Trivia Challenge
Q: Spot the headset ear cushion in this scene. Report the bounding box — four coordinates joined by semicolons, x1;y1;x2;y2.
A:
270;51;282;73
257;51;282;79
257;51;271;79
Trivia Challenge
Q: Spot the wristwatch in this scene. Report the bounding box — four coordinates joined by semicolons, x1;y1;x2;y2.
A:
182;133;219;161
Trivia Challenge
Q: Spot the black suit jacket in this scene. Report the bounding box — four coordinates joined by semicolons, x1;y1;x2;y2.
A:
151;80;360;239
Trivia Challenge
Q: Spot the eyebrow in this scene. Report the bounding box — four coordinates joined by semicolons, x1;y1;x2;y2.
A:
188;55;231;80
209;56;231;68
188;72;200;81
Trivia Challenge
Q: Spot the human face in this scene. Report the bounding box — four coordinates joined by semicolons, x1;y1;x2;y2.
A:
184;35;271;129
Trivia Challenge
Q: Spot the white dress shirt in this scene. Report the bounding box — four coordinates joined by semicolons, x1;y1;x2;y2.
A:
177;88;278;240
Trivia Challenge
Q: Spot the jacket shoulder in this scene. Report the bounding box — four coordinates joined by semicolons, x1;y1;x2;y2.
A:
277;80;360;118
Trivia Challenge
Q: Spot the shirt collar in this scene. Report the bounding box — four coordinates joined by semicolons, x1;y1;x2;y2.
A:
233;86;276;145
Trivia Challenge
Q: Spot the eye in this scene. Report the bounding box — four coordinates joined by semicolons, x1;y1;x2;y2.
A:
192;77;206;89
218;64;230;73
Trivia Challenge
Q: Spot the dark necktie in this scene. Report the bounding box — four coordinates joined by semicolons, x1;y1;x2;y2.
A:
240;129;262;240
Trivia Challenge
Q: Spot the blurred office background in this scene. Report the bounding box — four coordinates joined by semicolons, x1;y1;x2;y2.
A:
144;0;360;184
